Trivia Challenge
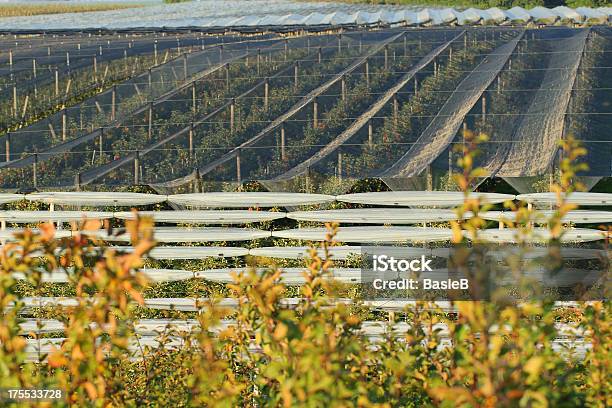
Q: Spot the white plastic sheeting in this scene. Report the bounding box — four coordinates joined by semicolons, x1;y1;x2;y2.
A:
272;226;453;243
481;210;612;224
11;268;197;283
504;6;532;22
336;191;514;207
288;209;464;224
0;3;609;30
481;8;507;23
552;6;584;23
517;192;612;206
528;7;558;24
114;210;285;224
576;7;608;23
83;227;271;242
470;227;608;243
197;267;362;284
147;246;248;259
0;211;113;223
249;245;362;260
0;193;24;204
27;192;166;207
167;192;335;208
0;228;71;241
13;296;595;314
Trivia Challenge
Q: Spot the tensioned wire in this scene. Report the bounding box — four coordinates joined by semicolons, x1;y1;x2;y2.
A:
6;45;608;79
5;32;604;151
14;139;612;157
11;58;605;91
0;32;213;52
7;63;608;109
0;28;612;60
0;33;276;62
10;111;612;136
55;81;612;110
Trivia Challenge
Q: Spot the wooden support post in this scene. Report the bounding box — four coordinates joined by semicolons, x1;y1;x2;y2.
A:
384;45;389;70
12;85;17;118
148;68;152;89
448;149;452;183
230;98;235;134
449;47;453;62
99;128;103;163
74;173;81;191
148;103;153;139
236;149;242;183
280;125;286;160
32;58;37;78
55;69;59;97
284;39;288;60
21;95;29;120
189;123;194;160
225;63;230;90
403;34;407;56
5;133;10;162
183;53;188;80
134;151;140;185
93;56;97;76
481;95;486;124
414;76;418;96
257;48;261;75
393;95;399;130
294;62;299;90
32;153;38;189
426;164;433;191
194;168;202;193
337;151;343;180
264;78;269;109
111;86;116;120
62;109;67;141
341;75;346;102
313;97;318;128
154;40;158;65
66;51;70;68
365;59;370;87
8;49;12;73
368;119;373;147
192;83;197;113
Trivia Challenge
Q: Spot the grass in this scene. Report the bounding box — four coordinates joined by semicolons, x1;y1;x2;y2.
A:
0;2;146;17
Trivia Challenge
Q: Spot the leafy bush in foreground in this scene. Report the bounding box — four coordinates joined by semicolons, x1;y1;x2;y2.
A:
0;136;609;407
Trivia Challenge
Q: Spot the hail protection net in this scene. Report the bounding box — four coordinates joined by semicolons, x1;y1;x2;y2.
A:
0;32;243;131
379;29;524;179
0;33;281;189
79;34;343;190
288;27;514;188
96;30;408;191
0;27;607;192
488;29;590;177
567;26;612;177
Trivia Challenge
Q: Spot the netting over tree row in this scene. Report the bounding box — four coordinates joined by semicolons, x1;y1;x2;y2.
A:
0;27;609;192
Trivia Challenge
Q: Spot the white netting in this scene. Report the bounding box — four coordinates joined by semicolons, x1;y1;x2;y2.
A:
380;32;523;178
